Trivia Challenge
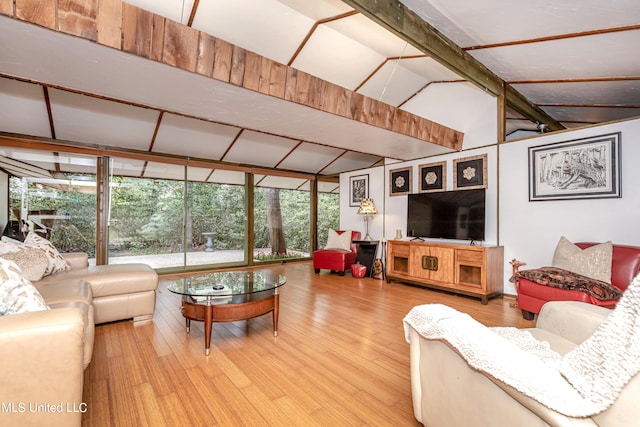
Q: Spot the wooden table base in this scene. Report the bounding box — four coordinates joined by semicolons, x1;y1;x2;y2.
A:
181;293;279;355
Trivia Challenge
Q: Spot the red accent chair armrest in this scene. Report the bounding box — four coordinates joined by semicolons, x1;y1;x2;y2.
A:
517;243;640;320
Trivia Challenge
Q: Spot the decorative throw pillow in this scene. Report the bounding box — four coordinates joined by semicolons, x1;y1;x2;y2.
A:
23;232;70;276
552;236;613;284
0;242;49;281
325;230;353;251
0;258;49;315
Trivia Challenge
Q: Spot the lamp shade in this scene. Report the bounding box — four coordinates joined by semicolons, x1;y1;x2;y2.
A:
357;198;377;215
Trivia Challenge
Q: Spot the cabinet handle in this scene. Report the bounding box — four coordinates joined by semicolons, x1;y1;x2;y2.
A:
422;255;438;271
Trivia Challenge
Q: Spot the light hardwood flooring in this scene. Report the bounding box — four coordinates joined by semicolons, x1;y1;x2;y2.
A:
81;261;534;426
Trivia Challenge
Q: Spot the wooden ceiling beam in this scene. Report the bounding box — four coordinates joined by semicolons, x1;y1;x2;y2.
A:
6;0;463;151
341;0;564;132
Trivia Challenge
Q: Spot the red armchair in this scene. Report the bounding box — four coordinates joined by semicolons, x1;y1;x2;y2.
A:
517;243;640;319
313;230;361;276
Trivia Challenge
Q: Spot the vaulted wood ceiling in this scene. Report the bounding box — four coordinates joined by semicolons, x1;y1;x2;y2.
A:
0;0;638;190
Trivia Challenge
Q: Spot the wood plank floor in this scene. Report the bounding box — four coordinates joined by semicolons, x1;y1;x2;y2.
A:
81;261;534;426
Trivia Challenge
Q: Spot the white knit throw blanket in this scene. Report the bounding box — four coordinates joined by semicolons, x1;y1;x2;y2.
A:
403;274;640;417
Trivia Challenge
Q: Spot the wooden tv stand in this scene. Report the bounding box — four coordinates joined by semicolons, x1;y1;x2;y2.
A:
386;240;504;304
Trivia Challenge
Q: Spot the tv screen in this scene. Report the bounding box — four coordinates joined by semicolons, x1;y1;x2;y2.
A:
407;189;485;241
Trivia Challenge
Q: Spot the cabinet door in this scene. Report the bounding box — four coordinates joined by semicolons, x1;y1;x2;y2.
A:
409;246;454;283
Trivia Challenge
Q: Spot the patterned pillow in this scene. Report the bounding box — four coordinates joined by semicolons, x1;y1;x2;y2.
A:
0;258;49;315
23;232;70;276
325;230;353;251
552;236;612;284
0;242;49;281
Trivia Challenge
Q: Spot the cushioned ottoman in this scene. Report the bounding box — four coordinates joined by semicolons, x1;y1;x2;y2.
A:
37;258;158;324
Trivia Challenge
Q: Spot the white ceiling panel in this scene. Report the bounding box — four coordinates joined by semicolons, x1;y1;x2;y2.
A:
257;175;308;190
143;162;186;181
401;57;463;83
124;0;196;25
278;0;353;20
49;89;159;150
277;143;344;174
318;180;340;193
470;31;640;81
541;106;640;124
402;0;640;46
358;61;429;106
192;0;313;64
513;81;640;105
320;152;380;176
326;13;424;58
0;79;51;138
110;157;146;178
186;166;213;182
223;131;299;167
152;113;238;160
292;23;384;90
207;169;245;185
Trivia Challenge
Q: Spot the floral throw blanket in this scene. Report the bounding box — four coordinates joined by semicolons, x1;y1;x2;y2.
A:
516;267;622;301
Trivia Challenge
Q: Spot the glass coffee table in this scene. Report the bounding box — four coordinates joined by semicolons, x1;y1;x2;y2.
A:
168;270;286;355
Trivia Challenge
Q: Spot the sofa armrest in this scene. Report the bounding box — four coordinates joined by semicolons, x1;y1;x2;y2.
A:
62;252;89;269
536;301;611;345
0;307;86;424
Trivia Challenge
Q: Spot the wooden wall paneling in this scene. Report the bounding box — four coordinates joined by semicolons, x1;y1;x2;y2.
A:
96;0;122;49
212;38;233;83
332;85;352;117
417;118;433;142
293;71;312;106
162;19;199;72
317;80;332;112
349;92;365;122
391;109;409;135
150;14;165;62
196;33;216;77
307;75;324;110
257;56;272;95
0;0;14;16
360;96;374;124
284;68;298;102
15;0;56;29
268;61;287;98
122;4;153;58
242;50;262;91
375;102;394;128
229;46;246;86
58;0;98;41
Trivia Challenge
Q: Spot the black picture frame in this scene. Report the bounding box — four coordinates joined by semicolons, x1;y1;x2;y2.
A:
389;167;412;196
419;161;446;193
529;132;621;201
453;154;487;190
349;174;369;207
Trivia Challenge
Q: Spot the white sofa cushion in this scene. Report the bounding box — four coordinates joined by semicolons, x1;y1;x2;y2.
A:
0;258;49;315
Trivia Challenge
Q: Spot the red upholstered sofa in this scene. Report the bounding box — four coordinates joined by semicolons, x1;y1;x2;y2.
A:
517;242;640;320
313;230;361;276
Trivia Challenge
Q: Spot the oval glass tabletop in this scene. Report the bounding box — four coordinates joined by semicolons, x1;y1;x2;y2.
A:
167;270;286;297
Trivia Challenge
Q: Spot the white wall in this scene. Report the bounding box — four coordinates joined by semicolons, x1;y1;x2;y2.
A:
499;118;640;294
340;114;640;296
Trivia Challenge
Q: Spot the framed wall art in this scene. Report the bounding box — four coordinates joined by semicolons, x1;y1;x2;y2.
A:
389;166;412;196
529;132;621;201
349;174;369;207
453;154;487;190
418;161;446;193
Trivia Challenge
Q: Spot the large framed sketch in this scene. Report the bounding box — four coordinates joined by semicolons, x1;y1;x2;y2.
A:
349;174;369;207
528;132;621;201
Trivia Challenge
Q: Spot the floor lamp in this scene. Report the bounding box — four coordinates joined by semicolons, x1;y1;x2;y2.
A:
357;198;377;241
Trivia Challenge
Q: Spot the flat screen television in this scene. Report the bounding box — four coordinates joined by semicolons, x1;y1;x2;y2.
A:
407;189;486;242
